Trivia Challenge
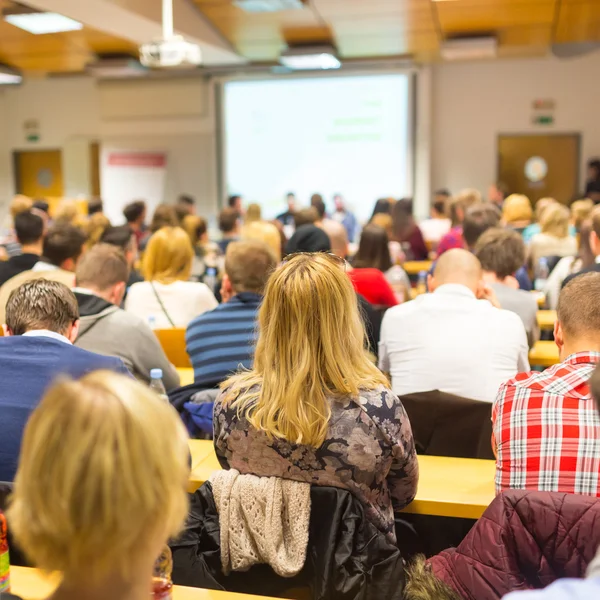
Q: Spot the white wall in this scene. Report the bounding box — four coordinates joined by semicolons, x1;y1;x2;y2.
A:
431;52;600;198
0;76;218;221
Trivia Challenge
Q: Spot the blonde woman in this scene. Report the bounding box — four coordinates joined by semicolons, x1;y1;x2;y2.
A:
83;212;111;251
125;226;217;328
8;372;190;600
502;194;533;234
522;197;556;243
214;253;418;543
529;203;578;267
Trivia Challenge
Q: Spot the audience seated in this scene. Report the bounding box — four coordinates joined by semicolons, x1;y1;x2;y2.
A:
87;196;103;215
391;197;428;260
0;279;129;482
123;199;148;247
380;249;529;403
522;197;556;244
502;193;533;234
419;195;451;246
7;371;190;600
369;197;393;220
530;203;577;267
320;217;349;258
100;225;144;288
53;199;86;228
175;194;197;222
285;223;331;255
214;252;418;543
350;224;408;305
0;223;86;323
493;273;600;495
0;211;44;287
294;207;319;228
275;193;296;228
488;181;509;208
1;195;34;258
562;206;600;287
149;204;179;235
570;198;594;233
228;194;244;217
437;188;482;256
82;211;111;251
74;244;179;389
125;226;217;329
217;207;240;254
241;220;282;262
186;240;276;388
475;228;539;347
244;202;261;224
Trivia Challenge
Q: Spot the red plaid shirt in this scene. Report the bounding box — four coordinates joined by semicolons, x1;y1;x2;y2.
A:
493;352;600;496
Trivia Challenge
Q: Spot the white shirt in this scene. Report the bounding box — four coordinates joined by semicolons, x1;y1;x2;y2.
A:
418;218;451;243
124;280;218;329
378;284;530;403
22;329;71;345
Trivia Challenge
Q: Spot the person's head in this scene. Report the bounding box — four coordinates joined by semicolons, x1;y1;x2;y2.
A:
221;240;277;299
449;188;482;226
8;372;189;584
540;202;570;238
149;204;178;234
488;182;509;205
570;198;594;232
311;195;326;220
294;207;319;228
391;197;416;241
177;194;196;218
587;158;600;181
370;198;392;220
181;214;207;247
54;200;82;227
353;224;392;272
43;223;87;271
502;194;533;227
431;192;449;219
219;207;239;236
285;192;296;212
222;253;388;448
370;213;394;238
576;220;595;269
285;224;331;255
100;225;138;268
14;210;44;248
475;228;526;281
534;197;556;224
87;197;103;216
10;195;33;221
245;203;262;224
556;273;600;359
123;200;147;227
241;220;282;262
228;195;243;214
76;244;129;306
4;280;79;341
83;212;111;251
429;248;483;295
142;227;193;284
321;219;349;259
31;200;49;216
462;204;500;250
434;189;451;205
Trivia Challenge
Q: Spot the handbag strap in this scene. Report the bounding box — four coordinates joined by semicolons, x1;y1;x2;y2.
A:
150;282;177;328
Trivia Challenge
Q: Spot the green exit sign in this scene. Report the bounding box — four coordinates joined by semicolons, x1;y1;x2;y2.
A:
533;114;554;126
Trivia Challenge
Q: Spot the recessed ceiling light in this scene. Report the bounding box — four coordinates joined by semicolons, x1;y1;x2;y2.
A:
5;12;83;35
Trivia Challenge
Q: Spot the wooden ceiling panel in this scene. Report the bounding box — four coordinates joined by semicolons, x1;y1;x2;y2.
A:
554;1;600;43
337;30;440;58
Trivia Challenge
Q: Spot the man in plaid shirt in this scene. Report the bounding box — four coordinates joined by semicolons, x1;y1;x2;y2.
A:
493;272;600;495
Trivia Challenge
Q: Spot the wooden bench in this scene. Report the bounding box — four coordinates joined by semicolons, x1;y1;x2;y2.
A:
537;310;556;330
155;328;191;369
529;340;559;367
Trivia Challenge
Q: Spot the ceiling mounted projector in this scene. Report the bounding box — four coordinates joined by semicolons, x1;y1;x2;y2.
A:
280;45;341;70
0;63;22;85
139;0;201;68
441;36;498;61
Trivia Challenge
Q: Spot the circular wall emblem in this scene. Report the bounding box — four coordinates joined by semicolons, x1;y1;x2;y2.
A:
36;168;53;189
524;156;548;183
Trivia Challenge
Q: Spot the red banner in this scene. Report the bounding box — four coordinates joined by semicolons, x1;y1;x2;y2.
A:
107;152;166;168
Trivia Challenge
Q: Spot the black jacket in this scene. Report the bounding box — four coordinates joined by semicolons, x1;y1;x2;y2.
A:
171;483;405;600
562;263;600;288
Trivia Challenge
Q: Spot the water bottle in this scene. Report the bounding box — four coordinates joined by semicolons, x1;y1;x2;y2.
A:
203;266;218;294
535;257;549;292
416;270;428;296
149;369;169;404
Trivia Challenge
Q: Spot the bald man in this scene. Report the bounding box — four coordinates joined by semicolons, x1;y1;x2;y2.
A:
320;219;348;258
379;249;529;403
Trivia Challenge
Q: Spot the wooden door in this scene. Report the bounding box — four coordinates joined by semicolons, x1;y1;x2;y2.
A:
14;150;64;197
497;134;580;204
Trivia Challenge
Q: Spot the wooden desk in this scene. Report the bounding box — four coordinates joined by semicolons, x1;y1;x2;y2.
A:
532;291;546;308
178;368;194;387
403;261;433;276
187;441;496;519
10;566;279;600
537;310;556;331
529;340;559;367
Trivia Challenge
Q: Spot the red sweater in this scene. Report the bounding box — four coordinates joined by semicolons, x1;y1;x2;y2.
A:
348;269;398;308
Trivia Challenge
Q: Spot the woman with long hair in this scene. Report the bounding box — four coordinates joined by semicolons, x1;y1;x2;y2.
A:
125;226;217;328
8;372;190;600
351;224;409;304
391;198;428;261
529;203;577;267
215;253;418;543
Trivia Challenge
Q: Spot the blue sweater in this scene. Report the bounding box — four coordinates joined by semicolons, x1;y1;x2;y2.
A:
186;292;261;388
0;336;129;482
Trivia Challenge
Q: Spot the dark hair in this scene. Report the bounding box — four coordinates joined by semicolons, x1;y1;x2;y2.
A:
353;225;392;272
178;194;195;207
14;211;44;245
219;208;239;233
87;198;103;216
475;228;526;279
228;195;241;208
100;225;135;251
311;196;326;219
32;200;49;215
43;224;87;267
370;198;391;220
495;181;510;198
392;198;416;241
6;279;79;336
195;217;207;239
577;220;595;270
123;201;146;224
462;205;501;249
432;201;447;216
434;189;451;198
150;204;178;233
588;158;600;172
286;192;295;199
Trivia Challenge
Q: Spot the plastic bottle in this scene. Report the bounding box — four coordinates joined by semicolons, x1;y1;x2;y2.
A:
203;266;218;295
149;369;169;404
535;257;550;292
416;270;428;296
152;545;173;599
0;511;10;593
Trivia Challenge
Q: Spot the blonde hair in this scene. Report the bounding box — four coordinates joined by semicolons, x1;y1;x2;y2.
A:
8;372;190;581
541;202;570;238
242;220;282;261
535;197;556;222
245;203;262;224
181;214;207;247
449;189;482;226
10;195;32;220
142;226;193;284
83;212;111;250
222;253;388;447
502;194;533;225
54;199;86;228
571;198;594;231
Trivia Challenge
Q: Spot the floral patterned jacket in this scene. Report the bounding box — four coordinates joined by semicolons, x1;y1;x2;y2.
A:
213;385;419;542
